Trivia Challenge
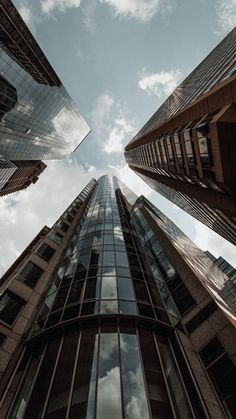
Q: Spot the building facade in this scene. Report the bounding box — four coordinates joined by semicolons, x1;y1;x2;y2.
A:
125;27;236;245
0;160;46;196
0;175;236;419
0;0;90;161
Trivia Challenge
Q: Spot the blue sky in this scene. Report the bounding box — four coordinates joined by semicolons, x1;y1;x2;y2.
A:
0;0;236;274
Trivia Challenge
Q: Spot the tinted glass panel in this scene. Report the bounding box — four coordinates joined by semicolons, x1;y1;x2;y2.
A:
0;292;25;325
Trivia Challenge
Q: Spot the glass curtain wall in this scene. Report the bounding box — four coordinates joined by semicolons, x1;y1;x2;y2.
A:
7;175;203;419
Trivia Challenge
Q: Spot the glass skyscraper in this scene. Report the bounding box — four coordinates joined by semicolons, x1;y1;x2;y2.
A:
125;27;236;245
0;0;90;161
0;175;236;419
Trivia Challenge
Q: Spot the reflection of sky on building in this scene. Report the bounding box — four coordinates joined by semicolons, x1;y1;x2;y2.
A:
140;197;236;324
0;47;90;160
97;333;122;419
120;334;150;419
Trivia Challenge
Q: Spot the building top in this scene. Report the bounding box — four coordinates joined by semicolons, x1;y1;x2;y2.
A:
126;27;236;148
0;1;90;160
0;0;61;87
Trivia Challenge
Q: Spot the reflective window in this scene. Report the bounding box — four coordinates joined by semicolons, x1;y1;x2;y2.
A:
37;243;55;262
120;333;150;419
199;337;236;418
0;291;25;326
97;333;122;419
45;332;79;419
19;261;44;288
101;276;117;299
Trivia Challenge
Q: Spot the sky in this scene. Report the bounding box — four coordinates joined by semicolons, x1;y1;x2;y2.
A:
0;0;236;275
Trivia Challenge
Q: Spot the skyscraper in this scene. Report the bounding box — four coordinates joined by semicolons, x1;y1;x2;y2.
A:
0;175;235;419
0;160;46;196
125;27;236;245
0;0;90;161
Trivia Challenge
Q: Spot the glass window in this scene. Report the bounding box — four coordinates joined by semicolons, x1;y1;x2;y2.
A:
116;252;129;267
19;261;44;288
97;333;122;419
101;276;117;299
158;340;193;418
10;348;43;419
199;337;236;418
67;281;84;304
103;251;115;266
171;283;195;315
45;332;79;419
139;330;173;418
120;333;150;419
37;243;55;262
24;338;61;419
48;231;63;244
0;331;6;346
119;300;137;315
100;300;118;314
117;277;134;300
58;221;69;233
0;291;25;325
70;329;98;418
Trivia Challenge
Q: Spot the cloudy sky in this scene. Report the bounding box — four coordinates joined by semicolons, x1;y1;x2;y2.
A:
1;0;236;275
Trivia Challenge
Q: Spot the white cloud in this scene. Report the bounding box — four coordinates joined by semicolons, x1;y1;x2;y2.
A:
104;117;135;154
215;0;236;34
138;68;182;98
90;93;136;154
0;160;103;276
41;0;81;14
99;0;173;23
82;0;97;31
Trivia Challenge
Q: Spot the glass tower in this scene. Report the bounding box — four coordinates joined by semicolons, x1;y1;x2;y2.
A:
0;1;90;161
0;176;236;419
125;27;236;245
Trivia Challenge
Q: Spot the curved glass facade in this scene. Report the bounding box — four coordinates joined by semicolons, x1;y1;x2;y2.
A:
6;176;210;419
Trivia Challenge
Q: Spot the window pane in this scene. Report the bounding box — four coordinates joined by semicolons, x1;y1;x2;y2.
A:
24;338;61;419
120;334;150;419
70;329;98;419
97;333;122;419
19;262;44;288
117;277;134;300
45;332;79;419
0;292;25;325
37;243;55;262
101;276;117;299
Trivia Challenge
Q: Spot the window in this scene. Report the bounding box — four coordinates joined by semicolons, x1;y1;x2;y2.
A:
171;283;195;315
19;261;44;288
0;291;25;326
0;331;7;345
66;214;73;223
199;337;236;417
48;231;63;244
58;221;69;233
37;243;55;262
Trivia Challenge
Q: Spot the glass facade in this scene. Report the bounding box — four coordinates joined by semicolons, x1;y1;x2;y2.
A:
4;175;235;419
0;2;90;160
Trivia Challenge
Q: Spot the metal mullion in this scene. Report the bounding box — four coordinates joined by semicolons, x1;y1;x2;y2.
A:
169;332;209;419
10;343;48;419
136;328;153;419
41;335;64;418
117;326;125;419
152;333;178;419
94;327;101;419
2;346;29;415
65;330;82;419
